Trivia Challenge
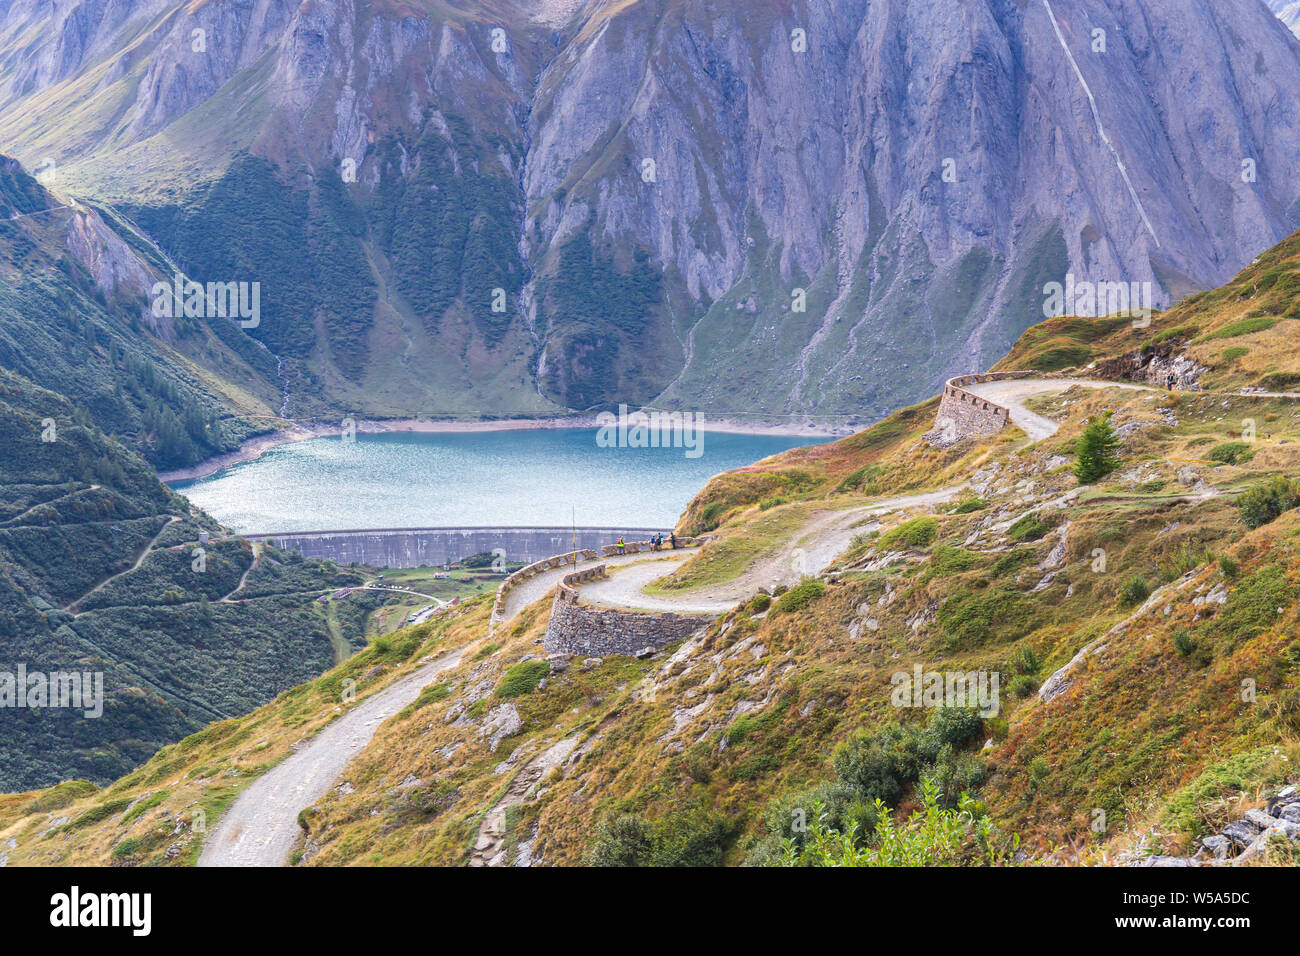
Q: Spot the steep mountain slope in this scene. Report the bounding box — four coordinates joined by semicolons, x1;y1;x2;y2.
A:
0;155;278;469
1;0;1298;423
0;367;384;791
5;227;1298;865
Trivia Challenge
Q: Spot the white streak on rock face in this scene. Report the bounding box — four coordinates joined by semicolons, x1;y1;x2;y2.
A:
1040;0;1159;247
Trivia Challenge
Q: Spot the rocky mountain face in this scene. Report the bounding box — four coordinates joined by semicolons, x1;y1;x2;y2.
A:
1;0;1299;424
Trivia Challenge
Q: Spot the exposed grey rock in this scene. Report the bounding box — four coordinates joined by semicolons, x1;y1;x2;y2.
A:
1038;639;1107;703
1245;808;1281;830
1131;855;1195;867
1222;819;1262;849
3;0;1300;418
480;703;522;753
1200;835;1230;860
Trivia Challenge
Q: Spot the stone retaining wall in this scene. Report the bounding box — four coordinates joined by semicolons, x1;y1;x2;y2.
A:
544;591;711;657
925;371;1033;447
490;537;706;624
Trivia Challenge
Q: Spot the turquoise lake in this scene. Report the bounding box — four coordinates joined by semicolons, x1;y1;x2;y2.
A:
170;429;831;533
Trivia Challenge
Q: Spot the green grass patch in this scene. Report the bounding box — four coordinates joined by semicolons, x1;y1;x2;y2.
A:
1007;514;1049;542
495;660;550;698
775;578;826;614
1194;315;1278;343
878;516;939;550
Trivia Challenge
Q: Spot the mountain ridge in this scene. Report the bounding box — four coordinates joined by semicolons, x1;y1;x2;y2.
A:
2;0;1299;423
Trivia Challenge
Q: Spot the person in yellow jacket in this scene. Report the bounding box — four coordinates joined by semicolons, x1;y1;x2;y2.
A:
616;537;626;554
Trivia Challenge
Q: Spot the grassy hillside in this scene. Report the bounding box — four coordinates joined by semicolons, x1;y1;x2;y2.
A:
5;233;1300;865
0;368;384;791
0;156;278;470
993;230;1300;391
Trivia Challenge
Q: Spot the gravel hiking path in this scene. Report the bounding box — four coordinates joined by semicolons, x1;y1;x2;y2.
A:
578;488;964;613
962;378;1154;442
963;378;1300;443
198;647;465;867
64;516;181;613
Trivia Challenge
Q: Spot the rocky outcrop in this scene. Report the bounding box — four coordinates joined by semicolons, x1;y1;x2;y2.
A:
1093;341;1206;391
1130;783;1300;867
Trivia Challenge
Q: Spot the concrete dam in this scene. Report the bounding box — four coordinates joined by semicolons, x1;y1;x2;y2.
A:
245;526;667;568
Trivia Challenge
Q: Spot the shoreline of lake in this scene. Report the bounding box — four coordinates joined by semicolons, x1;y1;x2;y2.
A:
158;415;853;484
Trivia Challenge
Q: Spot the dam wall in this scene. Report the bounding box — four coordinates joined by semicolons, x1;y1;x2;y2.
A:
246;526;665;568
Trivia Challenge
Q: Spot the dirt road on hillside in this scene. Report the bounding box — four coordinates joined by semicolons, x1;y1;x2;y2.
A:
198;647;464;867
578;488;964;613
963;378;1155;441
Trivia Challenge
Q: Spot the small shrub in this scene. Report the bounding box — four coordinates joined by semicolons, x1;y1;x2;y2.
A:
776;578;825;614
1173;629;1195;657
745;593;772;615
950;496;987;514
758;496;789;511
588;808;729;867
1209;442;1253;466
1119;574;1151;607
1007;513;1048;542
586;815;653;866
878;516;938;550
1009;675;1037;699
1218;554;1239;579
1237;475;1300;529
1013;646;1041;675
1158;542;1213;582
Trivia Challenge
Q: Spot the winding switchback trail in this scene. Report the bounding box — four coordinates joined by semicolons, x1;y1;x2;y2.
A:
500;376;1258;619
963;377;1154;441
198;647;465;867
64;516;181;613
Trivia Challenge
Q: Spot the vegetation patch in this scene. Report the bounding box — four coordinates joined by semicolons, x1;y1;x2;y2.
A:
878;516;939;550
495;660;550;698
775;578;826;614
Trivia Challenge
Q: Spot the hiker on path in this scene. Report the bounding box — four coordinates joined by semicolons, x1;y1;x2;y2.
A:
616;537;626;554
670;531;677;549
